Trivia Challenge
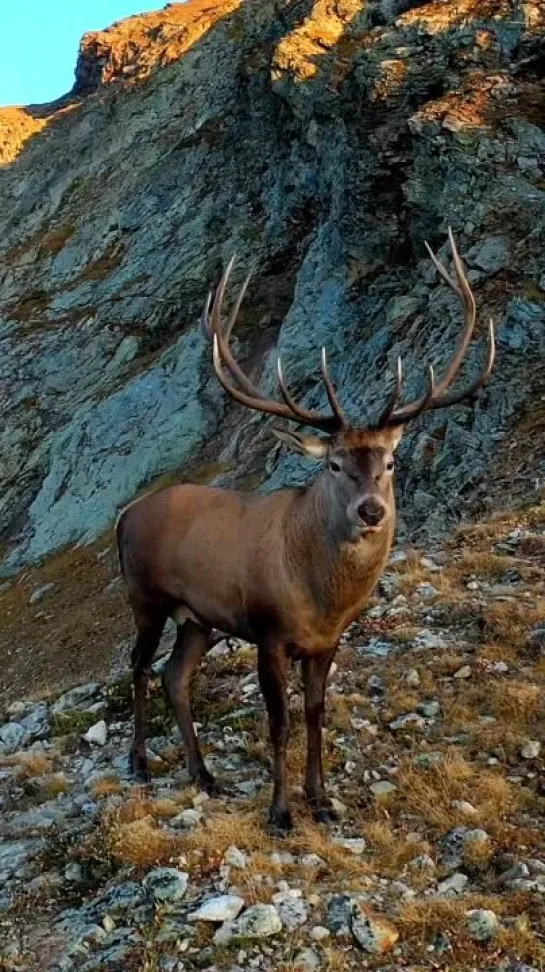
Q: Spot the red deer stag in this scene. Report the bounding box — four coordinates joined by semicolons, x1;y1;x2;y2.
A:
117;229;495;833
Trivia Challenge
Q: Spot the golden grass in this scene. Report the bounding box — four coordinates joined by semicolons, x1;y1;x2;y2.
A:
483;601;545;649
4;753;55;778
108;815;184;868
363;821;430;873
400;893;545;966
394;756;520;834
41;772;70;797
92;776;125;798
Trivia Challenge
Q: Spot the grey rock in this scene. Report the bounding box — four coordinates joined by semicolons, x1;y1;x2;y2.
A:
29;582;55;604
333;837;366;855
409;854;435;872
414;751;444;769
224;845;248;869
389;712;425;731
498;862;530;885
453;665;472;680
0;721;27;753
467;236;510;274
437;872;469;896
83;720;107;746
272;891;308;930
327;895;353;935
520;739;541;759
19;703;50;740
0;838;48;880
189;895;245;923
96;882;147;914
466;908;499;941
293;948;320;969
222;904;282;941
440;827;489;871
301;853;326;869
52;683;100;715
370;780;397;797
144;868;189;903
356;638;395;659
170;807;203;830
350;901;399;954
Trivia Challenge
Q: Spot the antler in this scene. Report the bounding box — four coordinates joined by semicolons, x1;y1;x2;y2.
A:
378;228;495;427
202;257;346;434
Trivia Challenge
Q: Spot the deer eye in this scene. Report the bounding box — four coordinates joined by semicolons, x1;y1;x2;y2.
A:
329;459;342;474
386;459;395;472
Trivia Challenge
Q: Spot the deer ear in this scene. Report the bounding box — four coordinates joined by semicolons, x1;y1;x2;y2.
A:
272;428;330;459
384;424;404;452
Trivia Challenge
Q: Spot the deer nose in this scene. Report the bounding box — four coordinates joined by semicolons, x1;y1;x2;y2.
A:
357;498;385;527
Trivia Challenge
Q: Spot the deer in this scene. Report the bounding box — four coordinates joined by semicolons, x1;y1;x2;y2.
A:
116;229;495;834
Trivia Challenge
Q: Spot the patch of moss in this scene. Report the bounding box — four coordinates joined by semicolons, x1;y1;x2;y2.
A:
51;709;97;737
105;674;133;719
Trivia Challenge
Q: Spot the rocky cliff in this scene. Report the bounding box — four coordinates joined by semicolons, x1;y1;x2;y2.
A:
1;0;545;576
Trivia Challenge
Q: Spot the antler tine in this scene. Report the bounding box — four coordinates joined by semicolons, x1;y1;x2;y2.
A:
378;356;403;426
208;259;345;434
379;230;494;427
200;290;212;338
429;318;496;409
210;257;264;398
431;226;477;397
321;348;347;426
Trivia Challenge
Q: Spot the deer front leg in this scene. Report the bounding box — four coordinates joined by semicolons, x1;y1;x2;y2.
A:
258;641;292;835
303;649;338;824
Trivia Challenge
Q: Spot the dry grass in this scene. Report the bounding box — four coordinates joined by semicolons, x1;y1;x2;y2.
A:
2;753;55;778
108;815;184;868
41;772;70;798
483;601;545;649
92;776;125;799
393;756;520;835
363;821;430;873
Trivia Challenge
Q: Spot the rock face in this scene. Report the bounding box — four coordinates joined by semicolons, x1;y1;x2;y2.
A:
1;0;545;574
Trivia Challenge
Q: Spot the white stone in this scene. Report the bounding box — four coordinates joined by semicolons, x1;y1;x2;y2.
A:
225;845;248;869
189;895;245;923
437;872;469;896
310;925;330;941
370;781;397;797
453;666;472;679
83;720;107;746
333;837;366;855
521;739;541;760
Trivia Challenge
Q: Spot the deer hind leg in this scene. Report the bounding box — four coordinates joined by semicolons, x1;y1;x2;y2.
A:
162;620;218;794
130;608;166;783
258;641;292;835
302;649;338;824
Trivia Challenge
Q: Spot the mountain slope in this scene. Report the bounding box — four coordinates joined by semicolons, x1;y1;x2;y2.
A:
0;0;544;577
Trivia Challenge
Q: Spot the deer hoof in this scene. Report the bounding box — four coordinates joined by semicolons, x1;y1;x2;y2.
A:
129;751;151;784
268;806;293;836
312;806;339;825
195;769;222;796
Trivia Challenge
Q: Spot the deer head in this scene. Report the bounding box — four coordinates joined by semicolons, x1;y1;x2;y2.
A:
202;230;495;543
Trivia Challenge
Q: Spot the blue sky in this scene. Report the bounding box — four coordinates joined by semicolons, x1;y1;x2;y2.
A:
0;2;160;106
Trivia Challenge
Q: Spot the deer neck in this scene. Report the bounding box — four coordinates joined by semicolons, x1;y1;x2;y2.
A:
285;478;395;618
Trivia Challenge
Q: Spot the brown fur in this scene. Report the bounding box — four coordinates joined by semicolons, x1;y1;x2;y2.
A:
117;424;399;831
